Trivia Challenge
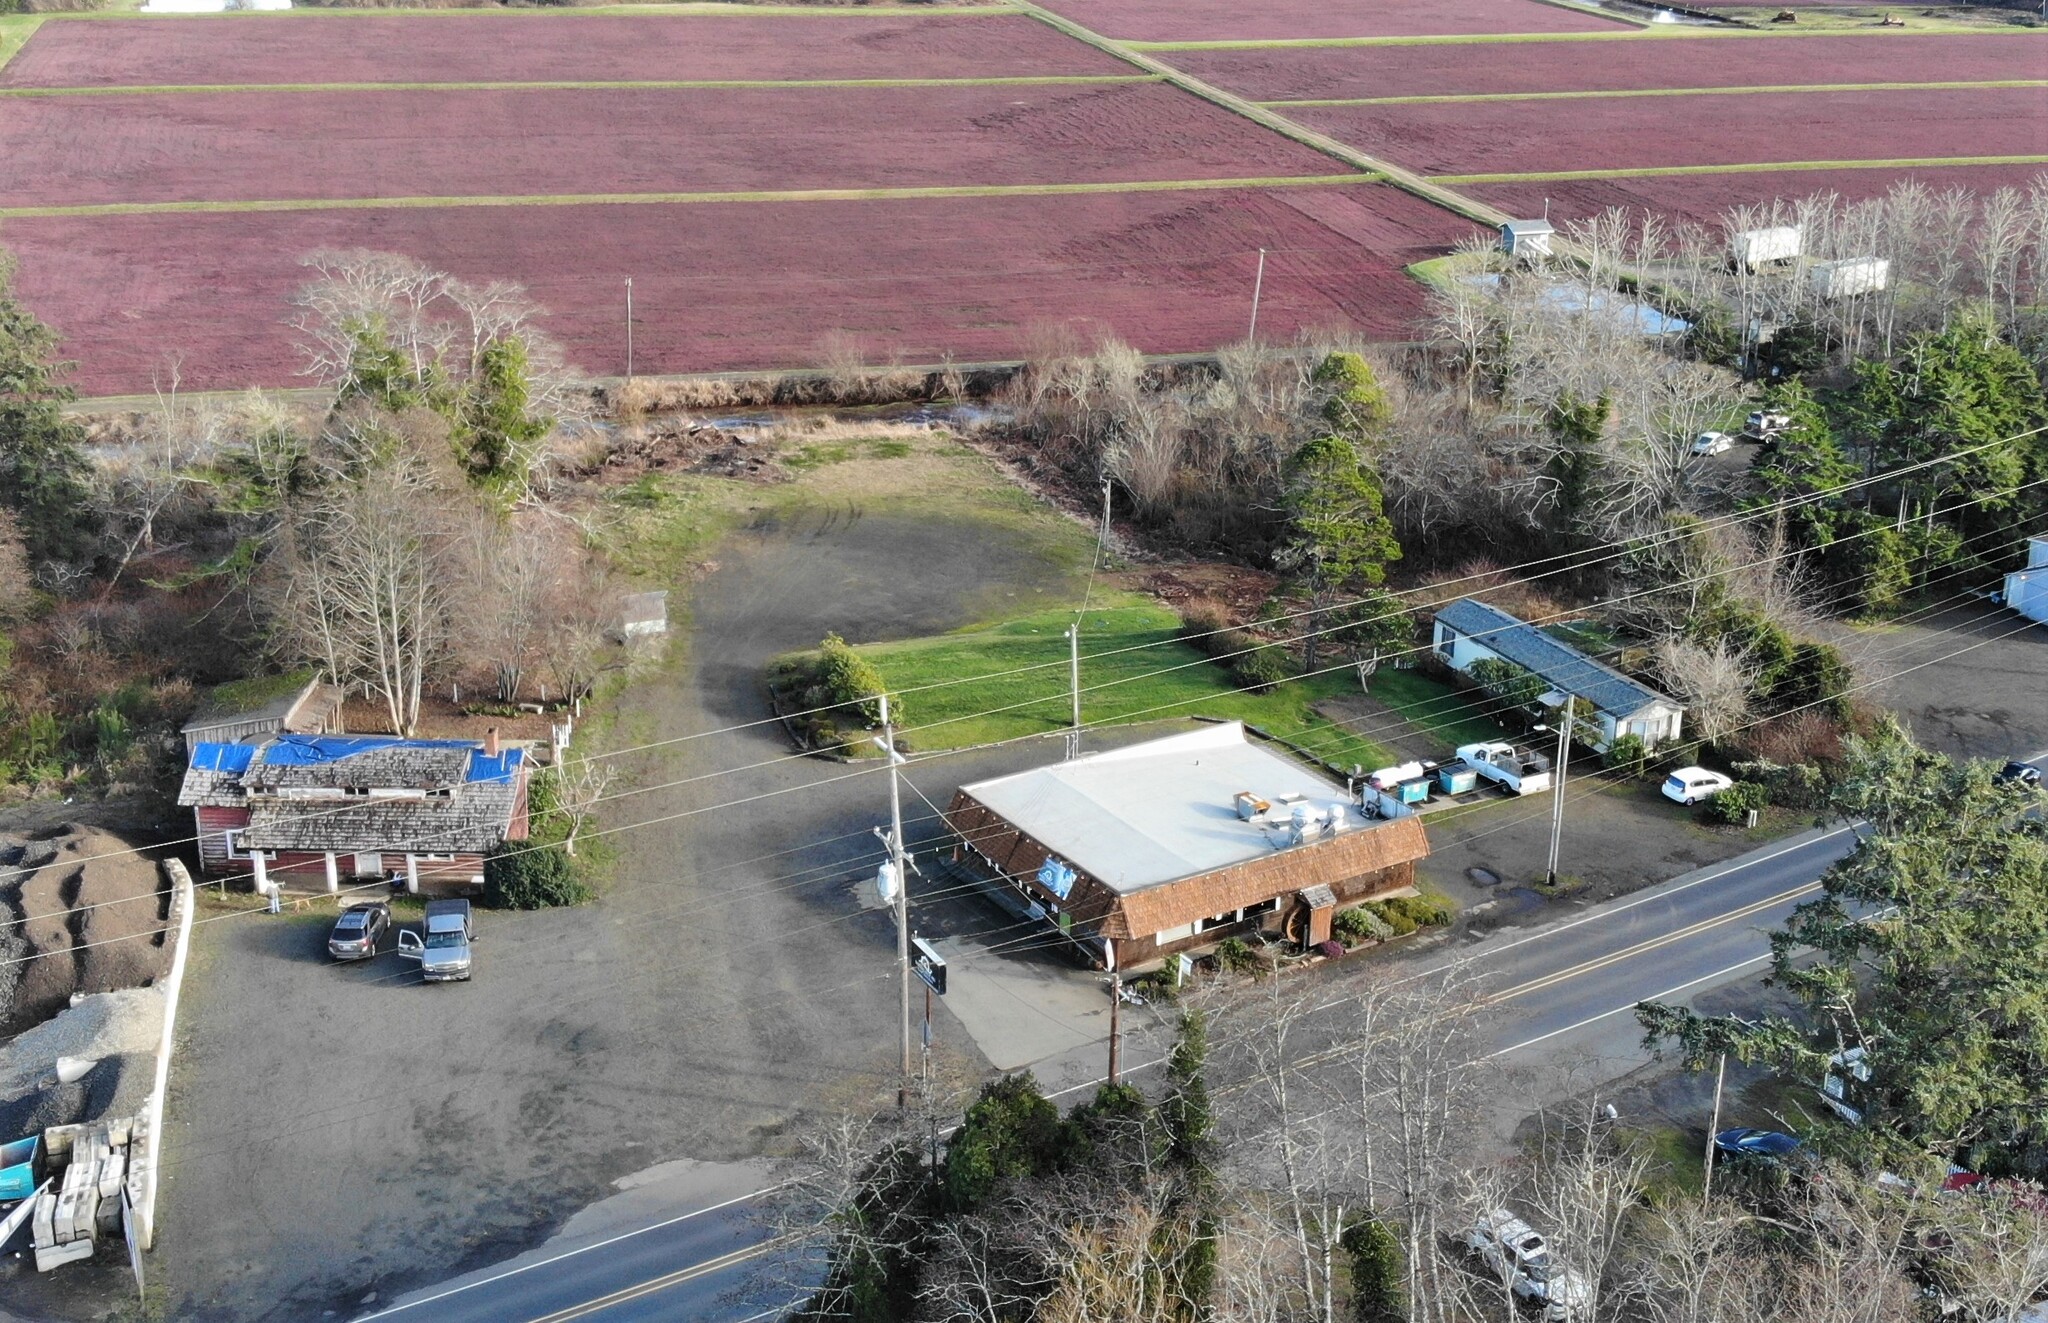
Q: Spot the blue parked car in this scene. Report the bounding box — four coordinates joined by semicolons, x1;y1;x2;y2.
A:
1713;1127;1802;1163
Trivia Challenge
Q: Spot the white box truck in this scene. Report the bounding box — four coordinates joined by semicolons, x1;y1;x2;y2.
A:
1730;225;1801;270
1810;257;1889;299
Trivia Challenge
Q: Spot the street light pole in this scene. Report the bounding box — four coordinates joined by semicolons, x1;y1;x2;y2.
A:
879;693;912;1107
1545;694;1573;888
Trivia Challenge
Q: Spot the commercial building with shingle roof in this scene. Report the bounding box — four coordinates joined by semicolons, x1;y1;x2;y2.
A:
942;722;1429;970
176;732;530;895
1431;598;1684;750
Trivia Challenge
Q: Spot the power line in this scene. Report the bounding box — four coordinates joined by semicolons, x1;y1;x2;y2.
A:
5;445;2037;946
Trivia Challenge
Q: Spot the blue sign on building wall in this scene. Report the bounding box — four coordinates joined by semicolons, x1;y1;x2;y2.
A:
1037;857;1077;901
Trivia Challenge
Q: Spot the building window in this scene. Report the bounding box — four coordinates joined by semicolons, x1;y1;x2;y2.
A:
1155;921;1197;944
223;828;250;860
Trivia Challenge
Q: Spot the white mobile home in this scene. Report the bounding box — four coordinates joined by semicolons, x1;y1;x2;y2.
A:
1431;598;1685;751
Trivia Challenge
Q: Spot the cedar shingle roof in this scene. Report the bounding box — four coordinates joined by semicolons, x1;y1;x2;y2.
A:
177;735;527;855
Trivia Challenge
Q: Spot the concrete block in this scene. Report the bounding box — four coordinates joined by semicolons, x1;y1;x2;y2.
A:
95;1195;122;1237
54;1188;88;1242
31;1189;55;1247
97;1155;124;1201
34;1235;93;1272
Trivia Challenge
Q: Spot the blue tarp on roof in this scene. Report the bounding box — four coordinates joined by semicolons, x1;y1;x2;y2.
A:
1436;598;1673;719
259;735;414;766
466;748;525;784
187;733;522;779
190;742;258;775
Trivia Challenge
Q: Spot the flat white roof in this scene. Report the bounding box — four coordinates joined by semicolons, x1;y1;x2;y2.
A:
958;722;1352;894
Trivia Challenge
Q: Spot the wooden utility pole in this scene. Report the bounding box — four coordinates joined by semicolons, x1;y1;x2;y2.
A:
1107;945;1122;1083
624;277;635;383
1703;1052;1727;1203
1545;694;1574;889
1067;623;1081;760
879;693;912;1107
1247;247;1267;343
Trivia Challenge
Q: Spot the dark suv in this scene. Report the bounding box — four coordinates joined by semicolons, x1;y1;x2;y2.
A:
327;902;391;961
1995;761;2042;789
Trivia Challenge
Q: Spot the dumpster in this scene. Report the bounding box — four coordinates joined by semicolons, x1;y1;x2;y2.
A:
1437;761;1478;795
0;1135;42;1202
1395;776;1432;805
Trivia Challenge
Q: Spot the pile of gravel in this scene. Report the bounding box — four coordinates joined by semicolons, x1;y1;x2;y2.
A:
0;1051;154;1141
0;986;165;1105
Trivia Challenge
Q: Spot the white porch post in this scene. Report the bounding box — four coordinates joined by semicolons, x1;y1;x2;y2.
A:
323;852;339;894
251;850;269;895
405;854;420;895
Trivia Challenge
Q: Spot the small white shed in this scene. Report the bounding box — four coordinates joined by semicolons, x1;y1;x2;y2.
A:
1499;219;1555;260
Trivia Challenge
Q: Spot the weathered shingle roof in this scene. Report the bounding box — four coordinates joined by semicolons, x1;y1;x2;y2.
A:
182;670;341;734
1435;598;1675;720
177;735;527;854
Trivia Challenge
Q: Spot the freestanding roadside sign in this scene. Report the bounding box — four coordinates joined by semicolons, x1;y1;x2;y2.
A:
911;937;947;996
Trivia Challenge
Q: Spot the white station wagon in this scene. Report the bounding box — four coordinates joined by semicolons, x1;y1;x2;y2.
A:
1662;767;1734;806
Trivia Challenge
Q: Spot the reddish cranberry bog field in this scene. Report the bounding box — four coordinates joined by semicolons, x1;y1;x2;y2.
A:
7;186;1474;397
0;9;1492;398
1036;0;1630;42
1286;86;2047;179
0;12;1129;87
1471;163;2048;225
0;82;1345;208
1173;32;2048;102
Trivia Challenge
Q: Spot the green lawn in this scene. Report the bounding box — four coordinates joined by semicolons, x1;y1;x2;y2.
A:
1362;668;1509;751
851;596;1395;771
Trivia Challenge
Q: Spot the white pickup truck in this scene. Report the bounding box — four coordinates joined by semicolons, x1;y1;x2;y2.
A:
1454;742;1554;796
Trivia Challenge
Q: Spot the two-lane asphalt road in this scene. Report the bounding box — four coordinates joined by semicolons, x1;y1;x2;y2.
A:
369;751;2047;1322
359;1185;802;1323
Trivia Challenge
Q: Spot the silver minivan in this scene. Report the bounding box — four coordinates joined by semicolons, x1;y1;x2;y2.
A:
397;898;474;982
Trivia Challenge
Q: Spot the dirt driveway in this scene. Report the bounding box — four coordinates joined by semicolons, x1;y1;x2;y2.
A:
149;443;1113;1320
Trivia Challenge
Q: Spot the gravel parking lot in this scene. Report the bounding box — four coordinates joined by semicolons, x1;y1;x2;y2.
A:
1824;601;2048;762
150;450;1116;1320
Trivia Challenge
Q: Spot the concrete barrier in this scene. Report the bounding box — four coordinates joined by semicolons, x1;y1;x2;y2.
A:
125;858;195;1253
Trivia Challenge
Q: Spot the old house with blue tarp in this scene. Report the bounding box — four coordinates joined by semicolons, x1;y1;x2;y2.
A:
175;730;529;895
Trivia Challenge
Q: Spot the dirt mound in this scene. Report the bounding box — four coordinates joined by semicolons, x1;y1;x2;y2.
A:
0;823;169;1037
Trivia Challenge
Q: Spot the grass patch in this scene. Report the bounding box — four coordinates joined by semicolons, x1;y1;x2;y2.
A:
783;435;916;470
846;594;1395;769
1365;668;1508;750
0;173;1376;221
1432;153;2048;185
1632;1122;1709;1201
1404;254;1467;294
1266;78;2046;107
0;15;44;73
0;73;1160;97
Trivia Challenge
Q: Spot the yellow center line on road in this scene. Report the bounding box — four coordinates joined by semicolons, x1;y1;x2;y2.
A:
1474;880;1818;1006
1256;879;1820;1084
1266;78;2048;107
519;1238;793;1323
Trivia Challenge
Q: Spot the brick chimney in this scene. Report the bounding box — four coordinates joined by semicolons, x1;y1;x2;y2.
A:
484;726;500;758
